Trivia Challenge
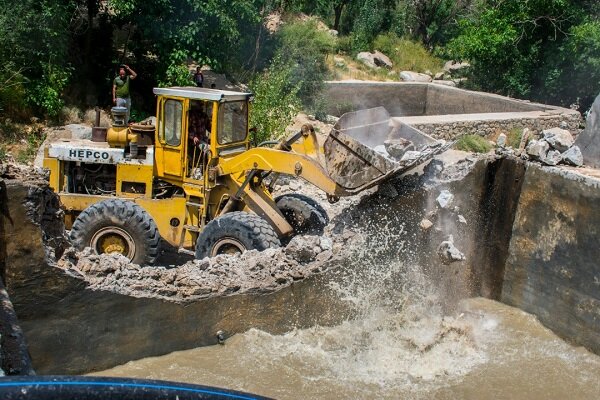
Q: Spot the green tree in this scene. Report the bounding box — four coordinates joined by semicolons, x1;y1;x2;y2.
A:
447;0;581;99
274;19;334;109
541;20;600;110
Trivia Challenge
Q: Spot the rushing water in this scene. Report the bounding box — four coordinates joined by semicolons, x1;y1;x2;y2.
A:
94;198;600;399
94;270;600;399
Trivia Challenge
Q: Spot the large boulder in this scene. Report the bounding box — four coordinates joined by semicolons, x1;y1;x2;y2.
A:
356;51;393;69
399;71;432;82
543;127;574;152
575;93;600;168
356;52;378;69
526;140;550;161
562;145;584;166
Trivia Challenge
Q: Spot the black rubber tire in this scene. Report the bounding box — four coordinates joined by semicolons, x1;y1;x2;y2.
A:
70;199;161;265
275;193;329;236
195;211;280;259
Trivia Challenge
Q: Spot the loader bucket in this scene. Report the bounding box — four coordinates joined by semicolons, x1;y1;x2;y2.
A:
323;107;451;193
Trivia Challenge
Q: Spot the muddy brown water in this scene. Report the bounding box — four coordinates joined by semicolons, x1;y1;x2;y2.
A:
94;296;600;399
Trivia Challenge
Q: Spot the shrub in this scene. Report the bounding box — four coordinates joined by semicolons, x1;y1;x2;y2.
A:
249;57;301;144
454;134;492;153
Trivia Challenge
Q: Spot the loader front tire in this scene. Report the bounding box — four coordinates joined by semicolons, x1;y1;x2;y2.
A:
195;211;280;259
70;199;161;265
275;193;329;236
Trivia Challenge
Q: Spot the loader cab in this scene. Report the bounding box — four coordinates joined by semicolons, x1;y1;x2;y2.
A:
152;87;252;184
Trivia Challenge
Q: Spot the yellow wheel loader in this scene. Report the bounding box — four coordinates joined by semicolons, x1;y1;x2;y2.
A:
43;87;449;264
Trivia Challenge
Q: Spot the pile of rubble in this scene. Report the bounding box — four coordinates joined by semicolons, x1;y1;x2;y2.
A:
524;127;582;167
56;234;343;303
494;126;583;167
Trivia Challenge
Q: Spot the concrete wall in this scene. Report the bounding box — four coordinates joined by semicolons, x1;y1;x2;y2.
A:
409;113;581;140
323;81;565;117
324;81;428;116
424;84;548;115
502;165;600;353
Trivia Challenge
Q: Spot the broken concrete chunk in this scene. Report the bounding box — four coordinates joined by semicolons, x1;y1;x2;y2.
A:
384;138;414;160
543;127;574;152
437;236;466;264
436;190;454;209
496;133;507;147
400;150;422;163
542;149;562;166
420;219;434;230
561;145;583;166
373;144;390;158
284;235;322;263
526;139;550;160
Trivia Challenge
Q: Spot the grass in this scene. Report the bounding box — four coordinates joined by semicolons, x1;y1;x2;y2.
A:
372;33;445;73
506;127;523;148
454;134;493;153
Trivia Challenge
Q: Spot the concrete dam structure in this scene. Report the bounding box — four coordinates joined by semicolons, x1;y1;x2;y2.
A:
1;154;600;376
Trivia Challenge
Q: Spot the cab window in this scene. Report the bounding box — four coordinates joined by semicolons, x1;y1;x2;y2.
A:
160;99;183;146
218;101;248;145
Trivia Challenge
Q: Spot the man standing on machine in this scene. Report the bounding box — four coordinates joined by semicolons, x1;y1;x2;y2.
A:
112;64;137;124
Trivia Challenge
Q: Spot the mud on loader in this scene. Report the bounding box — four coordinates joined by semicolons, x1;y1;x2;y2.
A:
43;87;449;265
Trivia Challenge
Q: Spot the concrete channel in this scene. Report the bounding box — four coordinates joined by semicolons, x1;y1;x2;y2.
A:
1;154;600;375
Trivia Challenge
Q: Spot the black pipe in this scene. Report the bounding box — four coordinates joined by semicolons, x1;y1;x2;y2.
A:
0;376;272;400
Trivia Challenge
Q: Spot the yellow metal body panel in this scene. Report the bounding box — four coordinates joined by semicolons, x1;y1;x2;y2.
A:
218;147;339;195
116;164;154;198
43;152;62;192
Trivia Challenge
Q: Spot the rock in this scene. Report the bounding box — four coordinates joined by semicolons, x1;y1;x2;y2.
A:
518;128;531;152
436;190;454;209
372;51;393;69
561;145;583;166
437;236;466;264
400;150;422;162
432;80;456;87
434;72;445;80
420;219;433;230
543;127;574;152
357;51;393;69
356;52;379;69
65;124;93;140
399;71;432;83
284;235;321;263
526;139;550;160
458;215;467;224
443;61;470;74
496;133;507;147
542;149;562;166
575;93;600;168
384;138;414;160
328;29;338;36
373;144;389;158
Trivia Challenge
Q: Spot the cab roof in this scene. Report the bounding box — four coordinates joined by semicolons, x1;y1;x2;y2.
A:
153;87;252;102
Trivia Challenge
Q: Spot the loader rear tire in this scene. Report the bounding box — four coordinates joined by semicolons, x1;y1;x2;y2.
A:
70;199;161;265
275;193;329;236
195;211;280;259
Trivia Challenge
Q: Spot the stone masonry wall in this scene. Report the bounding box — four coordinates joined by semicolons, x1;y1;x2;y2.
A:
412;113;582;141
